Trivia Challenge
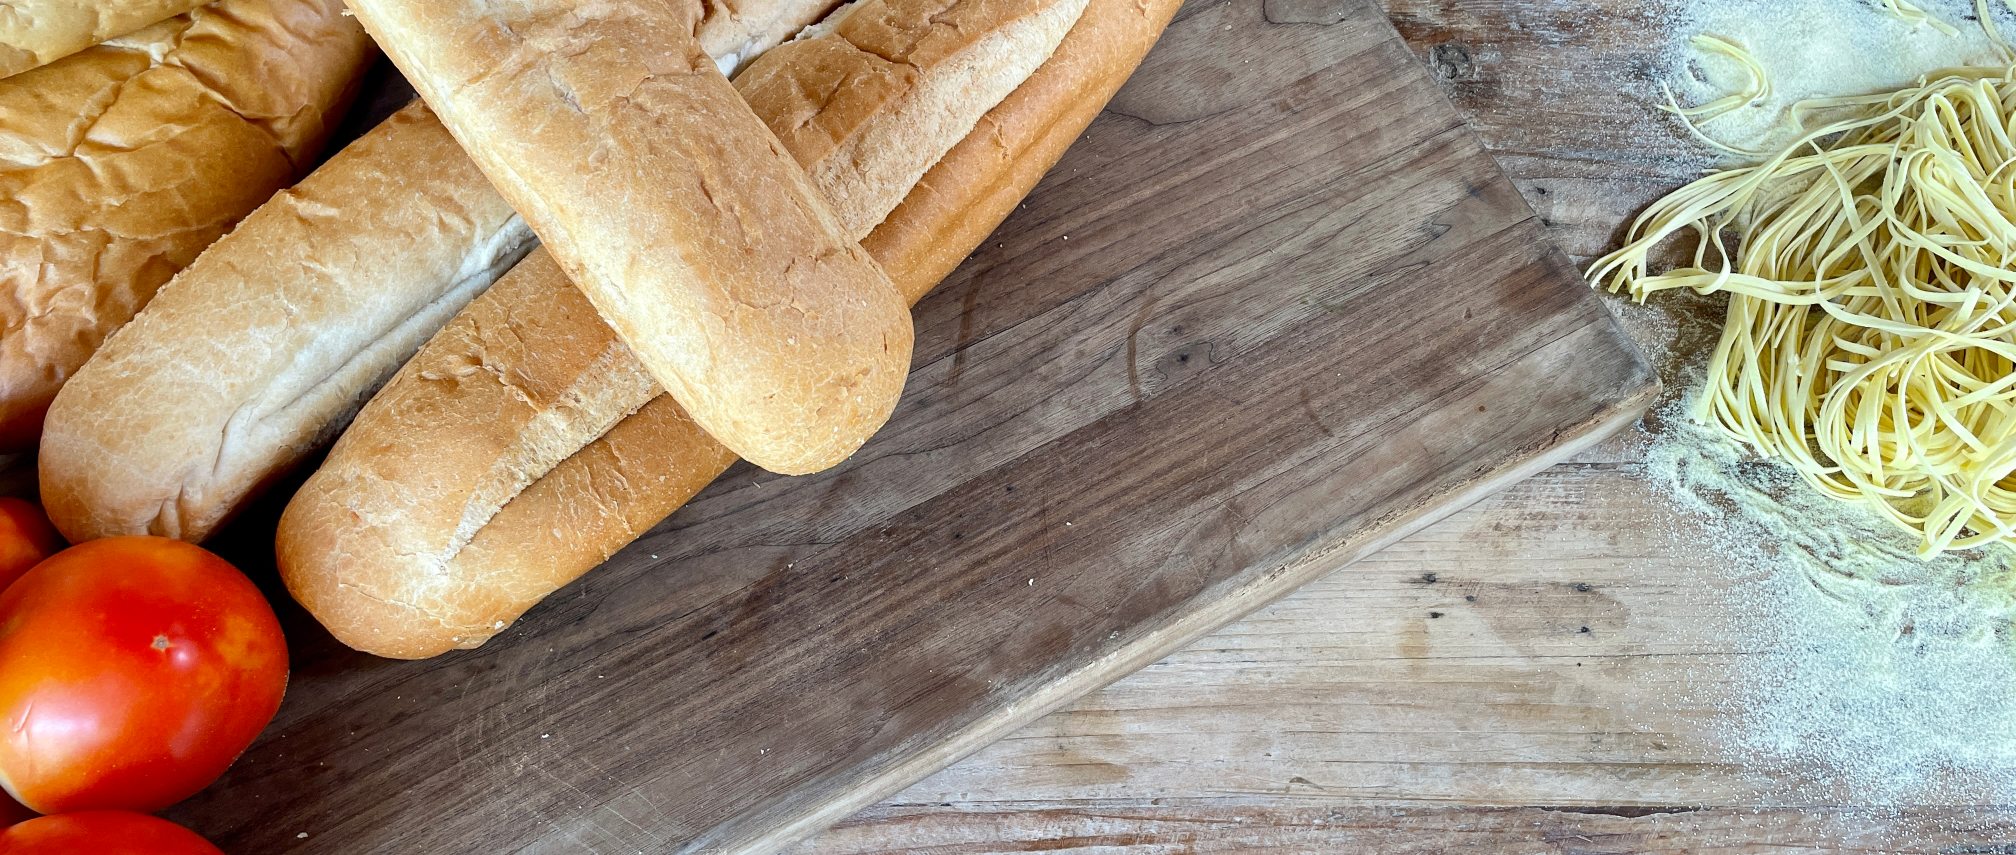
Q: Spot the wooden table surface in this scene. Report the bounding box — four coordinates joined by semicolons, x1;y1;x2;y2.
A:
791;1;2016;851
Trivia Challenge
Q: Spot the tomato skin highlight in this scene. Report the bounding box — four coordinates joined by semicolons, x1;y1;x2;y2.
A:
0;499;60;593
0;537;287;813
0;811;223;855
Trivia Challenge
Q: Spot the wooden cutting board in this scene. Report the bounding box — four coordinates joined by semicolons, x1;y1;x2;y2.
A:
166;0;1656;850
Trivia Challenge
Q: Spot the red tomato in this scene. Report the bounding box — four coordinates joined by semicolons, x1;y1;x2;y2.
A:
0;811;223;855
0;499;59;593
0;537;287;814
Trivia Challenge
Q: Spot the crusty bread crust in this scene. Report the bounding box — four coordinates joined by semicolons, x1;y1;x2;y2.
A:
0;0;373;452
346;0;914;476
0;0;210;79
860;0;1177;304
32;0;834;544
739;0;1091;238
282;0;1174;659
289;0;1090;581
38;103;535;544
704;0;846;75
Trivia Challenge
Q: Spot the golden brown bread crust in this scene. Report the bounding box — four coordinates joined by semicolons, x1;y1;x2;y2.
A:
346;0;914;476
0;0;210;79
276;254;695;655
0;0;373;452
701;0;846;75
282;0;1087;655
275;253;665;654
37;102;535;544
861;0;1172;300
30;1;837;544
282;0;1174;659
738;0;1088;236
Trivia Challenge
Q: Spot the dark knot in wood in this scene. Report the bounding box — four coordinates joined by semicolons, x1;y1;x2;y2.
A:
1430;41;1475;82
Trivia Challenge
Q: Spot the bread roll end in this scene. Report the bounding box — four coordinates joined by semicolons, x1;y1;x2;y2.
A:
278;490;489;660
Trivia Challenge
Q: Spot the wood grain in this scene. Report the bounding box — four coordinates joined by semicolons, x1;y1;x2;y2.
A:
798;463;2016;852
811;804;2016;853
784;2;2016;850
1378;0;1705;263
158;0;1650;850
855;463;1752;813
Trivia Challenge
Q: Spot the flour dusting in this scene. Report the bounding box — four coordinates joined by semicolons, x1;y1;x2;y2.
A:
1605;0;2016;804
1661;0;2014;154
1626;297;2016;804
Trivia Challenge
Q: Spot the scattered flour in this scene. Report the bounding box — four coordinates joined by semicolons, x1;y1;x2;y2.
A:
1661;0;2015;153
1625;295;2016;804
1609;0;2016;805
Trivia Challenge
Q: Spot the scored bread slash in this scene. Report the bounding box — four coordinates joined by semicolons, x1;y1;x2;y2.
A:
343;0;915;477
280;0;1110;659
740;0;1096;239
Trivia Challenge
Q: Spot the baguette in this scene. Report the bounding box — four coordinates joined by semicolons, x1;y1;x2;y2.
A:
280;0;1176;659
279;0;1086;586
346;0;913;476
0;0;210;79
35;0;840;544
0;0;372;452
37;103;533;543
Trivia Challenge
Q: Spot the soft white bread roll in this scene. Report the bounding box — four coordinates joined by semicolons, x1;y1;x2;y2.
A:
346;0;913;476
37;104;534;543
281;0;1172;659
0;0;210;79
34;0;838;544
279;0;1087;620
0;0;372;452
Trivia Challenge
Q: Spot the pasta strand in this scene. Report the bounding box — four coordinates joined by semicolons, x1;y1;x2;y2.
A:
1593;66;2016;554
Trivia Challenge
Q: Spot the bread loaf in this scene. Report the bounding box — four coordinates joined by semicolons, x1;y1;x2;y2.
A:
859;0;1177;302
738;0;1092;238
0;0;211;79
38;103;534;543
346;0;914;476
281;0;1176;658
280;0;1088;615
701;0;844;75
0;0;373;452
36;0;839;544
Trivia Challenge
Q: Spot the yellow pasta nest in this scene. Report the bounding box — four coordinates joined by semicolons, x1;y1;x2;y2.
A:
1593;65;2016;554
